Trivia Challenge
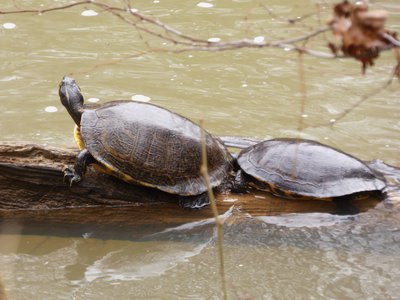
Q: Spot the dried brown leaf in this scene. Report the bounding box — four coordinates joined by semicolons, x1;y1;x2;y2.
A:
328;0;397;73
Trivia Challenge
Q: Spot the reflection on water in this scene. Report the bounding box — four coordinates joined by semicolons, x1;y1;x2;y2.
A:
1;205;400;299
1;0;400;298
257;212;354;228
84;241;209;282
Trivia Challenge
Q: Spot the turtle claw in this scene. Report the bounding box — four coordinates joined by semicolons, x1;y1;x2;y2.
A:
63;167;82;187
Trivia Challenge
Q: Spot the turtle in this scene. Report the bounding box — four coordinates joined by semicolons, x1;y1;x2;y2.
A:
58;76;233;209
234;138;386;214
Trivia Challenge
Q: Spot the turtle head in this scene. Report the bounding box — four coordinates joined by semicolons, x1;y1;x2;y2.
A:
59;76;84;126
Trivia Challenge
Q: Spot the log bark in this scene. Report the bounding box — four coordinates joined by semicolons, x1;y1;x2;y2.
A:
0;141;395;238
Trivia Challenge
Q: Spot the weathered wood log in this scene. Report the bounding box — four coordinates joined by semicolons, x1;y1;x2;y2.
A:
0;141;397;239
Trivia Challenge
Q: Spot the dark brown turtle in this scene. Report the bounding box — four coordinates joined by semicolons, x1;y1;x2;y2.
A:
235;138;386;214
59;76;233;208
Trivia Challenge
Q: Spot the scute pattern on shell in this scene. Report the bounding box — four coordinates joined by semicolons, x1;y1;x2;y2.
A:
238;138;386;198
81;101;233;195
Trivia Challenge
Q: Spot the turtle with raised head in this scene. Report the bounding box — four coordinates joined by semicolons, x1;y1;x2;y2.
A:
59;76;233;209
234;138;386;214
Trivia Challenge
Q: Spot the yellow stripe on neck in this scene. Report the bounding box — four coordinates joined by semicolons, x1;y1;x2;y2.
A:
73;125;85;150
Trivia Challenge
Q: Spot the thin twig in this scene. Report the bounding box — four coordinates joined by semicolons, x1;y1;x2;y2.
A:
127;7;209;44
382;32;400;48
297;52;307;132
0;0;94;14
260;3;280;21
305;68;397;129
0;1;209;45
71;51;150;75
260;3;316;25
288;12;316;24
1;0;398;131
2;0;399;60
199;120;228;300
0;1;351;59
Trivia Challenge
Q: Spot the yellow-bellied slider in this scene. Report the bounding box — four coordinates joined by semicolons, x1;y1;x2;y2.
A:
59;76;233;208
235;138;386;214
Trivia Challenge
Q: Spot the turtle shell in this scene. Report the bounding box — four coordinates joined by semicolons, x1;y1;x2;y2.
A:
79;101;233;195
237;138;386;198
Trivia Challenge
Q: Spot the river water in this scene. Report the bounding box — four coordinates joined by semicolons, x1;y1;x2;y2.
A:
1;0;400;299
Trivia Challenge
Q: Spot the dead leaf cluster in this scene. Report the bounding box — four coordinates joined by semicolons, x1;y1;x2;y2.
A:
328;0;397;73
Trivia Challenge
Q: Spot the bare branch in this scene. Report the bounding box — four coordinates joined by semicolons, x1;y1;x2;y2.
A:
1;0;398;131
0;0;95;15
125;5;209;44
199;120;228;300
0;0;348;60
71;51;150;75
297;52;308;132
382;32;400;48
288;12;316;24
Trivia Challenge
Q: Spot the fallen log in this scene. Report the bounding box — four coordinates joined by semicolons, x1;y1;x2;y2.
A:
0;141;398;239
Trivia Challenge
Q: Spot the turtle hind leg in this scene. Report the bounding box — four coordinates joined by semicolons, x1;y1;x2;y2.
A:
333;196;359;215
64;149;95;186
178;193;210;209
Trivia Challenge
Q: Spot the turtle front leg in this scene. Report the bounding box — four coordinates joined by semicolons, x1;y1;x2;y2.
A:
64;149;95;186
178;193;210;209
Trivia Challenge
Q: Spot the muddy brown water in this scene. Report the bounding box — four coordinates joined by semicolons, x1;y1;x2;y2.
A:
1;0;400;299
